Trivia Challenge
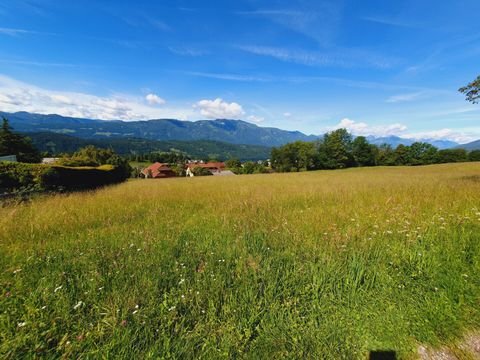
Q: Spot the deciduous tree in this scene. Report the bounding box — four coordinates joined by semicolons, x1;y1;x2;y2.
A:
459;75;480;103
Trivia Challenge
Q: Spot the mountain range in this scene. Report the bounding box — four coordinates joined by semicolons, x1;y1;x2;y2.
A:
456;139;480;151
2;111;316;147
25;132;271;161
2;111;478;150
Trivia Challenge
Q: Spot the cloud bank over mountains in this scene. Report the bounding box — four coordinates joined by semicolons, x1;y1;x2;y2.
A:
330;118;476;144
0;74;477;143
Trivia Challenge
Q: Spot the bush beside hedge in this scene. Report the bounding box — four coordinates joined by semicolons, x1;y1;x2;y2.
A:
0;162;128;193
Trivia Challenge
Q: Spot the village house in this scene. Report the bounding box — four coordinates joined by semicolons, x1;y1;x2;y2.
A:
185;161;228;177
141;162;176;178
42;157;60;164
0;155;17;162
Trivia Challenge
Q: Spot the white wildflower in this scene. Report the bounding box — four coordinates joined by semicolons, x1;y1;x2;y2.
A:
17;321;27;327
54;286;63;293
73;301;84;310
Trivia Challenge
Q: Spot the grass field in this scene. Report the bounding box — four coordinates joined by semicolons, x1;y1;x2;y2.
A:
1;163;479;359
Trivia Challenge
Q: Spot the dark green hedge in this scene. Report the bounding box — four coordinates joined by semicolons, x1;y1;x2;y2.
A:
0;162;128;193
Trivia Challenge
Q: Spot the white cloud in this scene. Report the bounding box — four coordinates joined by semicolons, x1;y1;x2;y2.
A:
329;118;476;143
386;92;424;103
195;98;245;119
0;74;193;121
361;16;421;28
185;71;270;82
283;112;292;117
236;4;341;46
168;47;208;57
145;93;166;105
331;118;407;137
238;45;396;69
0;27;32;36
247;115;264;123
0;27;56;37
404;129;476;144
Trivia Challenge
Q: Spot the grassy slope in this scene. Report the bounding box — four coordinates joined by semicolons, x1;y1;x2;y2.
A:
1;163;479;359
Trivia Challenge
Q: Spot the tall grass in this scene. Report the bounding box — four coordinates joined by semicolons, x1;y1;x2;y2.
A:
1;163;479;358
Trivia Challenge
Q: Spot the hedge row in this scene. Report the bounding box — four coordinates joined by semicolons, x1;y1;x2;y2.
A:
0;162;128;193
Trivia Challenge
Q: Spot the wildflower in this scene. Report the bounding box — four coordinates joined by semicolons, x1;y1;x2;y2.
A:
54;286;63;293
73;301;84;310
17;321;27;327
179;278;185;285
13;268;22;274
168;306;176;311
41;305;47;310
132;310;138;315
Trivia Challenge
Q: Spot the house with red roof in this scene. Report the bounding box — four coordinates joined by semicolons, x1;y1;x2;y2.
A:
185;162;226;177
141;162;176;178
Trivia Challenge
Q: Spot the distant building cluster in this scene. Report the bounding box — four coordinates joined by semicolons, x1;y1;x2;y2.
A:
140;161;235;178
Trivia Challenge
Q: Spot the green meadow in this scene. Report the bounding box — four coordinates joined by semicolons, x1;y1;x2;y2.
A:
1;163;479;359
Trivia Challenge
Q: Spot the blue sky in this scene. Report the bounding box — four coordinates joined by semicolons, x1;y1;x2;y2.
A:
0;0;479;142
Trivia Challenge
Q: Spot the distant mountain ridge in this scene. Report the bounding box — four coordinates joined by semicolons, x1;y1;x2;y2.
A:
1;111;469;149
366;135;459;150
2;111;317;147
25;132;271;161
456;139;480;151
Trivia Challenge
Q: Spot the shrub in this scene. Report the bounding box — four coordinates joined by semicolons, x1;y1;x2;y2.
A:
468;150;480;162
57;146;132;178
0;162;128;193
0;162;48;191
436;149;468;163
192;167;213;176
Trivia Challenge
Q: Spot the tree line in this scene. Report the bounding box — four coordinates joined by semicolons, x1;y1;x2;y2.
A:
271;128;480;172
